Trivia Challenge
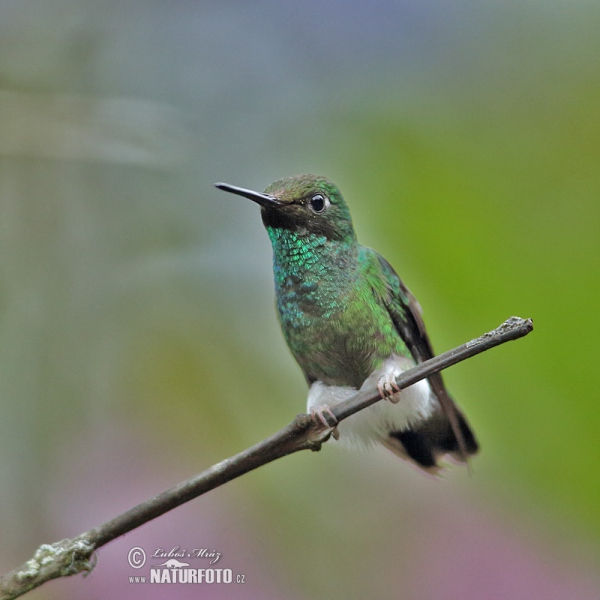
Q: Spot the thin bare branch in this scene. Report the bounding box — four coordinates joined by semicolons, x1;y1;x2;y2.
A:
0;316;533;600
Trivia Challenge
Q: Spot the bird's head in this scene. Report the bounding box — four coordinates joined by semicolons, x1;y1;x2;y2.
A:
216;174;356;243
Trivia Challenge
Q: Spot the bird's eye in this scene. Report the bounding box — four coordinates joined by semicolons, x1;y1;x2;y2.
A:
308;194;328;213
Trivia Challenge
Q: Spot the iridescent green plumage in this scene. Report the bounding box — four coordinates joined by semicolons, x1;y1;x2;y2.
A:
262;175;414;387
267;229;410;387
216;174;478;472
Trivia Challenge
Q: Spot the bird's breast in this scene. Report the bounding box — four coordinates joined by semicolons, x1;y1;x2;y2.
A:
276;280;392;388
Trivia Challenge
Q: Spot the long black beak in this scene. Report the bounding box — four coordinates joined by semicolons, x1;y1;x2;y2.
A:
215;182;283;208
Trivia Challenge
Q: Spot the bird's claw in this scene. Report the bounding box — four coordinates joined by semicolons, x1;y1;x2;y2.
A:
377;375;402;403
310;404;339;436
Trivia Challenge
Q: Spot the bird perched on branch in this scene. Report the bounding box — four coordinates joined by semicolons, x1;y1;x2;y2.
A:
216;174;478;473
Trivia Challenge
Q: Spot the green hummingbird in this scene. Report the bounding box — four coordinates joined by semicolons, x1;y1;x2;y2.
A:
216;174;478;473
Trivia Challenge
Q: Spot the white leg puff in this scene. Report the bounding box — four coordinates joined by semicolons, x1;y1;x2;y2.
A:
305;357;436;450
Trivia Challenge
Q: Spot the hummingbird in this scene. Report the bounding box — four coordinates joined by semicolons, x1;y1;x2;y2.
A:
216;175;478;473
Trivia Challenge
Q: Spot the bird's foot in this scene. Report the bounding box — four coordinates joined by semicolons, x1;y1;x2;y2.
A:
310;405;340;439
377;374;402;404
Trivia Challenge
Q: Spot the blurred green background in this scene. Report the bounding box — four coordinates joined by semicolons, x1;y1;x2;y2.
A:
0;1;599;599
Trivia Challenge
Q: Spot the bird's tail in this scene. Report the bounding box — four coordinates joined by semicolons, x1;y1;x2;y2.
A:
383;404;479;474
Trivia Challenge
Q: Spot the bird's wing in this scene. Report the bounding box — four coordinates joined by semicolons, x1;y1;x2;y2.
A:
369;249;433;364
366;247;474;462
